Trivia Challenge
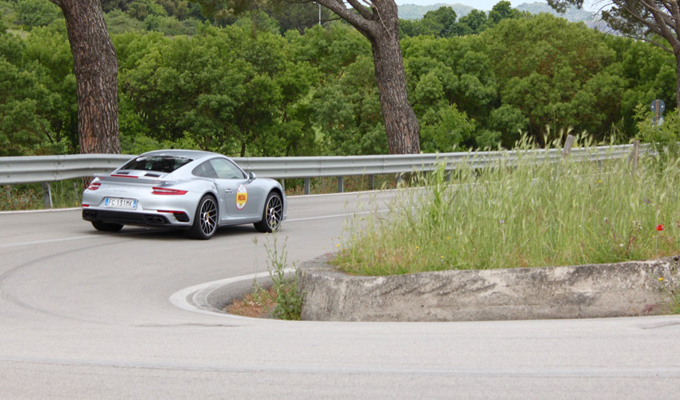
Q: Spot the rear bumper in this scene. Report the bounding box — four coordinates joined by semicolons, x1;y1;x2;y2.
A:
82;209;189;227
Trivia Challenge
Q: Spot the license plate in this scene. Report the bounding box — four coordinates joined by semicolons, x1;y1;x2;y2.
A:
104;197;137;209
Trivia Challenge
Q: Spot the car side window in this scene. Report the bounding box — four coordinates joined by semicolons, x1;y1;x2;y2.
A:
209;158;245;180
192;161;219;179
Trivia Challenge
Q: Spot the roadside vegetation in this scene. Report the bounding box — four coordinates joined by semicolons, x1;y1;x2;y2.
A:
228;235;302;320
334;135;680;276
1;4;676;159
0;178;83;211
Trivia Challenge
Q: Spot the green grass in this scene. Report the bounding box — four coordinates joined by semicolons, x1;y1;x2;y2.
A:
335;147;680;276
1;179;84;211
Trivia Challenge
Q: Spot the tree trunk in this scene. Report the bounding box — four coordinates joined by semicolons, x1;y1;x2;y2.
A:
370;33;420;154
676;52;680;111
51;0;120;155
313;0;420;154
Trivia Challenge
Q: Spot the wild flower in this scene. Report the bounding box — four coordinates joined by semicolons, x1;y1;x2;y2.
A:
656;224;665;231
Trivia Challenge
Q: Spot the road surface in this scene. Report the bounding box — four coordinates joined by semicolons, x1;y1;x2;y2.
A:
1;191;679;399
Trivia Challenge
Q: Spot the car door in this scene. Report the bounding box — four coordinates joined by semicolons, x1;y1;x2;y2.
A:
208;158;263;222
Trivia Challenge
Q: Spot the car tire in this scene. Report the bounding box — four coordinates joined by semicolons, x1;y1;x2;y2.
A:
254;192;283;233
91;221;124;232
186;195;218;240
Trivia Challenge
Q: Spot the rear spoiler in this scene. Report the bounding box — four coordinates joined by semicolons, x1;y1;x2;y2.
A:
95;173;172;186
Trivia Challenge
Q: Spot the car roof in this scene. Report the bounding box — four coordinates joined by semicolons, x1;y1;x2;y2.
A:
139;149;221;161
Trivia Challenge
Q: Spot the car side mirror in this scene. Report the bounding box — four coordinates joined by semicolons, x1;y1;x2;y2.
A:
248;171;256;181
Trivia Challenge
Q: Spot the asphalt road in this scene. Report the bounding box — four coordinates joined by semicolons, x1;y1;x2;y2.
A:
1;191;679;399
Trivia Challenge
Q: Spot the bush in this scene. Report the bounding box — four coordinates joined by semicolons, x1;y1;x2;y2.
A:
13;0;61;28
635;104;680;169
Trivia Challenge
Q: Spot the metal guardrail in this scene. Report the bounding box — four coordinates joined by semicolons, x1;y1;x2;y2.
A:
0;154;132;185
0;144;637;186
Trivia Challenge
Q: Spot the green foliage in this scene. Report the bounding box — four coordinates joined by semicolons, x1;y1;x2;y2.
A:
0;184;42;210
105;9;146;33
0;1;17;30
13;0;61;28
117;20;319;156
263;235;302;321
635;105;680;168
128;0;168;21
2;9;677;157
420;104;475;152
336;143;680;275
484;14;627;144
0;178;84;211
488;1;522;25
400;2;522;39
102;0;134;13
0;9;7;33
265;2;331;34
459;9;488;34
420;6;458;37
155;0;191;20
0;23;76;155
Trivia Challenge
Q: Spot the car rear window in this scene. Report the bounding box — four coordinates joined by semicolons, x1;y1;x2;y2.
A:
120;156;192;173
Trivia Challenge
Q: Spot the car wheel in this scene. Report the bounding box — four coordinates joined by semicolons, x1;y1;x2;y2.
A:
254;192;283;233
91;221;124;232
187;195;218;240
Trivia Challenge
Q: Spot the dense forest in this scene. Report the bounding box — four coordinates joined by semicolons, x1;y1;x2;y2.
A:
0;0;675;157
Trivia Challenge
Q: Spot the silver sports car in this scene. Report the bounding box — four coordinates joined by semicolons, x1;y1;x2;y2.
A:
81;149;286;239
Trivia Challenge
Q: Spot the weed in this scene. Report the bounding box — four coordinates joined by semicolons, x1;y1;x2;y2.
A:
264;235;303;320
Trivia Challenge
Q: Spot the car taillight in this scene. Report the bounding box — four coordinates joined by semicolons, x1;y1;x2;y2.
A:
87;182;101;191
152;187;188;195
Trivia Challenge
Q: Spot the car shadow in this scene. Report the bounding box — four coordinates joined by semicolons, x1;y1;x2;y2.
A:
82;224;264;241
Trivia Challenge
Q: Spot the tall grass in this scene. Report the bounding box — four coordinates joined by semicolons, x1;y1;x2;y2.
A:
1;179;83;211
335;146;680;276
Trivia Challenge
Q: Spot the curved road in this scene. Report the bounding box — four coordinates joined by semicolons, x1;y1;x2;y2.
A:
1;192;679;399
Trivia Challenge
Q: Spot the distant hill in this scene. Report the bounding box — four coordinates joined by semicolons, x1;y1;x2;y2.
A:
398;3;475;20
516;2;596;22
398;1;597;23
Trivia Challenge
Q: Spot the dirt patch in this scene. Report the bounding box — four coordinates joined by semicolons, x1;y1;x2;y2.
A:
226;286;277;318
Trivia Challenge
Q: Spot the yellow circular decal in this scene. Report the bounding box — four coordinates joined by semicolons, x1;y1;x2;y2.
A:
236;185;248;210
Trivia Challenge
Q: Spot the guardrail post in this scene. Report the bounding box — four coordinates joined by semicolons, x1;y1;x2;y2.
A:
629;140;640;171
368;175;375;190
41;182;53;209
304;178;311;195
337;176;344;193
562;134;576;156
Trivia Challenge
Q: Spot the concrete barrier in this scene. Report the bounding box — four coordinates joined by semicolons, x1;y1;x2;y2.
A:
297;254;680;322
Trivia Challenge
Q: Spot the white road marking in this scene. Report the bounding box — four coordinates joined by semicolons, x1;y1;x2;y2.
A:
0;209;387;249
168;270;296;321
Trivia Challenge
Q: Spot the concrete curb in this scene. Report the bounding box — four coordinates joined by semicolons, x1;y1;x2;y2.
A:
297;254;680;322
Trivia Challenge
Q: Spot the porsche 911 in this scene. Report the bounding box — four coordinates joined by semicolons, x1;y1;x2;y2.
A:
81;150;286;239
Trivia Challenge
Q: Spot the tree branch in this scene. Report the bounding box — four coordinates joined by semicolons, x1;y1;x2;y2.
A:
638;0;680;52
619;31;674;54
346;0;374;20
315;0;377;36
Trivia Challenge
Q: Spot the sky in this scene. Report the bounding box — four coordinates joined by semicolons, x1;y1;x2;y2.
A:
393;0;600;12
